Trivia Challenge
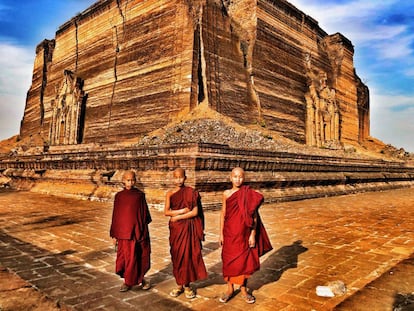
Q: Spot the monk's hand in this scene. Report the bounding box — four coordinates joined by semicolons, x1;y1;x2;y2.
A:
112;238;118;253
219;234;224;247
248;232;256;248
170;215;178;222
182;207;190;214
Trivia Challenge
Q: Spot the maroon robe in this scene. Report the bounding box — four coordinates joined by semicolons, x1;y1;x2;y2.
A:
222;185;272;278
169;186;207;285
110;187;151;286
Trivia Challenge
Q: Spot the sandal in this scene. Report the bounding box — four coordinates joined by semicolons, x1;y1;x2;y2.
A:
219;292;233;303
141;279;151;290
241;293;256;304
169;287;184;297
119;283;131;292
184;287;196;299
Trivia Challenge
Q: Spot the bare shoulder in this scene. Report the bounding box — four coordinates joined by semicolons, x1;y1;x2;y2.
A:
223;189;235;199
166;189;174;198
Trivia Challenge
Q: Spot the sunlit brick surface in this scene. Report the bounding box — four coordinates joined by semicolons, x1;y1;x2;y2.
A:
0;188;413;310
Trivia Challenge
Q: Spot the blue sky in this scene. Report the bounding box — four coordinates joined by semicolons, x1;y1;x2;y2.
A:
0;0;413;152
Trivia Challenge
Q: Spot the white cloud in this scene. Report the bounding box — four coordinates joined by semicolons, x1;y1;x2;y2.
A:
372;34;414;59
350;25;406;44
370;90;414;152
289;0;398;26
404;68;414;77
289;0;414;60
0;43;33;140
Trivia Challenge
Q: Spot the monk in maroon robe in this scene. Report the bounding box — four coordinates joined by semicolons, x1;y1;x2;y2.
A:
219;167;272;304
165;168;207;299
110;171;152;292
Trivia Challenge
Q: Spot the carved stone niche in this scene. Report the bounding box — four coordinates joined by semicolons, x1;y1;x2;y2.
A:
49;70;86;145
305;56;340;149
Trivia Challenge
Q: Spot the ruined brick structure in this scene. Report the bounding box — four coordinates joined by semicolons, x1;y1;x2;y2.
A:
3;0;412;208
20;0;369;148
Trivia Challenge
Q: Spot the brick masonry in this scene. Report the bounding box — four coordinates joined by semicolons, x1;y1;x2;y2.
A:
1;143;414;208
0;187;413;310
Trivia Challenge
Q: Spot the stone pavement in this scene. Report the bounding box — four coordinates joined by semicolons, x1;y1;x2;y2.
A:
0;187;413;311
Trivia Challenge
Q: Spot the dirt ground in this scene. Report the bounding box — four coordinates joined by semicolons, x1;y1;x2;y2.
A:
0;266;67;311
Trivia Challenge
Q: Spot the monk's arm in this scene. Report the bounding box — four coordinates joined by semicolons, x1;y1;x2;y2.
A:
170;204;198;221
219;192;227;246
164;191;190;217
248;210;258;248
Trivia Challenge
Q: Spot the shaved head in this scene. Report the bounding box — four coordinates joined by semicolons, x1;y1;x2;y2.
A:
231;167;245;176
230;167;245;188
122;170;136;190
122;170;136;180
173;167;186;177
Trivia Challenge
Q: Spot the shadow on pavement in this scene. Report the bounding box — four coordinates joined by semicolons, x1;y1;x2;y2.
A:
393;293;414;311
190;240;308;292
148;240;222;287
248;240;308;290
0;229;191;310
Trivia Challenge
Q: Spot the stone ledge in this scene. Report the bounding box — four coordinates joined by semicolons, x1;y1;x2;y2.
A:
1;143;413;209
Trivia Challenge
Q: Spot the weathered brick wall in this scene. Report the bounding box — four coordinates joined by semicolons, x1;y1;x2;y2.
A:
21;40;55;139
21;0;197;143
207;0;365;145
254;0;313;142
1;143;413;209
201;0;261;122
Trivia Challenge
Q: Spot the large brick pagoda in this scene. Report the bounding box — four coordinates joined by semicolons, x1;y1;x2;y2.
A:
21;0;369;148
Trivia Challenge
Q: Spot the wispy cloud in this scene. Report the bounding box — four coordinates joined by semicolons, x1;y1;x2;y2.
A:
0;42;33;139
372;90;414;111
351;25;406;44
290;0;414;60
372;33;414;59
404;68;414;77
370;91;414;151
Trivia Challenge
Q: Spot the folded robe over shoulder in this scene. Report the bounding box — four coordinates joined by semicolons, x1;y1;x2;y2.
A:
110;187;151;286
222;185;273;278
169;186;207;285
110;187;152;241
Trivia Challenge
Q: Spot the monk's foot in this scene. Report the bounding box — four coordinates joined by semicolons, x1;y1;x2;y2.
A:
119;283;131;292
184;287;196;299
241;293;255;304
169;287;184;297
141;279;151;290
219;292;233;303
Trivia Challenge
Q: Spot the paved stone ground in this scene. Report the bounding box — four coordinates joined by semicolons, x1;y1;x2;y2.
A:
0;187;413;311
335;254;414;311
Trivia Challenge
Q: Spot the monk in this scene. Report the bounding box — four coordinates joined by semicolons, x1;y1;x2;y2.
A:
110;170;152;292
219;167;272;304
165;168;207;299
